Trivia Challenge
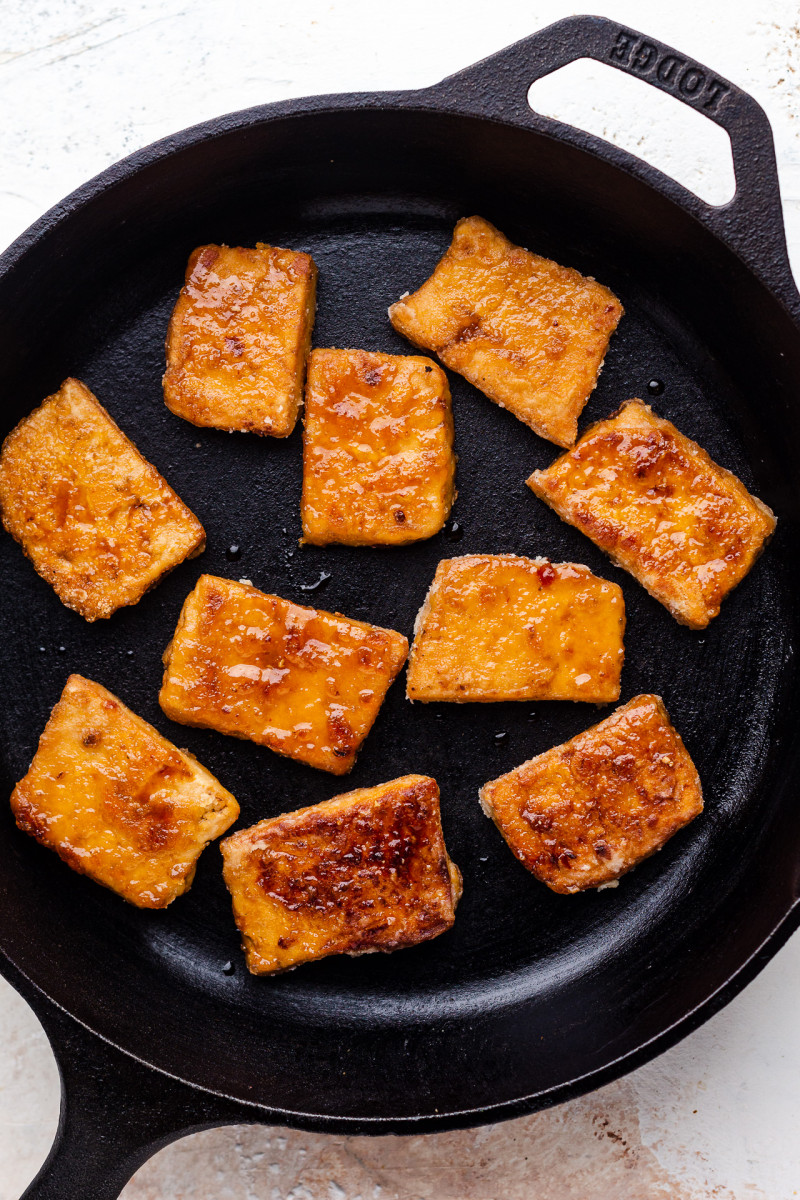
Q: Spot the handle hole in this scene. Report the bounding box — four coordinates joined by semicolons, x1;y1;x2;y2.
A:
528;58;735;206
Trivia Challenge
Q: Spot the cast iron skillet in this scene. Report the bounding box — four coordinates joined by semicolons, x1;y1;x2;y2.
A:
1;15;799;1198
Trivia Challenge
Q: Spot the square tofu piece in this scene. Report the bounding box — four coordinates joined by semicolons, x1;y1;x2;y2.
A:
160;574;409;774
221;774;462;974
301;348;456;545
0;378;205;621
480;694;702;893
406;554;624;703
389;216;622;447
163;242;317;437
528;400;777;629
10;675;239;908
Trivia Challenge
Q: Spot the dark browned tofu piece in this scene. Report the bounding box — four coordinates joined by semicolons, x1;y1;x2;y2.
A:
389;216;622;447
0;378;205;620
528;400;777;628
163;243;317;437
221;774;462;974
160;574;409;774
10;675;239;908
480;694;702;893
406;554;625;703
301;348;456;545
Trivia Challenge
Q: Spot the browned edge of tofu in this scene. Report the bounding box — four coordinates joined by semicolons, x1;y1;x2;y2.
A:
479;693;703;894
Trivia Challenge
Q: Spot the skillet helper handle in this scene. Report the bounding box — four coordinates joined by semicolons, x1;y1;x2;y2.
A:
437;14;791;287
20;996;245;1200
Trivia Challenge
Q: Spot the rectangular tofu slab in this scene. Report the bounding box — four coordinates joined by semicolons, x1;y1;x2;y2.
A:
480;694;702;893
406;554;625;703
221;774;462;974
388;216;622;447
527;400;777;629
160;574;409;774
0;378;205;620
163;242;317;437
10;675;239;908
301;348;456;545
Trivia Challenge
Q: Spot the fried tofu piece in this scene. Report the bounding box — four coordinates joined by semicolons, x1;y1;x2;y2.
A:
163;242;317;437
480;694;702;893
388;216;622;447
301;348;456;545
527;400;777;629
406;554;624;703
221;774;462;974
160;574;408;774
10;675;239;908
0;378;205;621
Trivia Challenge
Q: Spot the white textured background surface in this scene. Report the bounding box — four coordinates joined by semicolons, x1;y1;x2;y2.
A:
2;2;800;1197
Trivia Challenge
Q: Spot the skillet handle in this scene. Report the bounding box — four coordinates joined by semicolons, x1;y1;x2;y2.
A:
16;983;248;1200
435;14;793;295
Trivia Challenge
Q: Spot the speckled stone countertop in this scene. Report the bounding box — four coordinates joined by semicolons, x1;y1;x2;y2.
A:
1;1;800;1196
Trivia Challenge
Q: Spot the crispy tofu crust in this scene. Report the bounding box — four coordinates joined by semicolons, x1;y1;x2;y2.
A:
388;216;622;447
406;554;625;703
301;348;456;546
527;400;777;629
480;694;702;893
221;774;462;974
10;675;239;908
163;243;317;437
160;574;409;774
0;378;205;621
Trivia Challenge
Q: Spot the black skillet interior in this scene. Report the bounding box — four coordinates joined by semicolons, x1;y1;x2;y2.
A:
1;16;800;1137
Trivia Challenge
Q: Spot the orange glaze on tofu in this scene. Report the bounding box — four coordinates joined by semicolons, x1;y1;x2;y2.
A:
301;348;456;545
527;400;777;629
10;675;239;908
406;554;625;703
389;216;622;447
160;575;409;774
221;774;462;974
163;243;317;437
480;694;702;893
0;378;205;621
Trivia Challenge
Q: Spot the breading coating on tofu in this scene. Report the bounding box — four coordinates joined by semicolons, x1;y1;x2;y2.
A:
301;348;456;545
0;378;205;621
388;216;623;447
527;400;777;629
221;774;462;974
10;675;239;908
160;574;409;774
479;694;702;893
163;242;317;437
406;554;625;703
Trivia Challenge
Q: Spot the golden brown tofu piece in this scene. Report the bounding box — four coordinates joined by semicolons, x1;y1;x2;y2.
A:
301;348;456;546
221;774;462;974
389;216;622;447
0;378;205;621
528;400;777;629
480;694;702;893
163;242;317;437
406;554;624;703
10;675;239;908
160;574;409;774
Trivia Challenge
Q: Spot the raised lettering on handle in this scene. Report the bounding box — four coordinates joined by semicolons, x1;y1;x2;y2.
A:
608;28;730;112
